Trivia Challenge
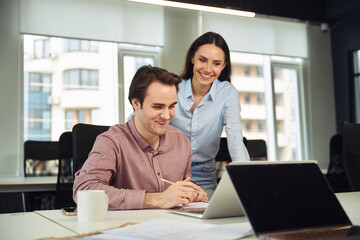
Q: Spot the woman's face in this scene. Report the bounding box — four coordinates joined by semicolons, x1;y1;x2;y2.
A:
191;43;226;90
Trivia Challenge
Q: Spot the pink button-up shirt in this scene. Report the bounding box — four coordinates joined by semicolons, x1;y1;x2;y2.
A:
73;117;192;210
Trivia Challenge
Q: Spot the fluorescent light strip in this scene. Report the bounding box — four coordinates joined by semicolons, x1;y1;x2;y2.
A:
127;0;255;18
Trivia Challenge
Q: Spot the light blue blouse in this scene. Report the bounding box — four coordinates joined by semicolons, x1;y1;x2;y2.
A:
170;79;250;163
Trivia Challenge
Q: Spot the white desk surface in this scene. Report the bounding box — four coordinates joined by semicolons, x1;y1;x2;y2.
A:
35;208;252;235
0;211;76;240
0;176;57;193
0;191;359;240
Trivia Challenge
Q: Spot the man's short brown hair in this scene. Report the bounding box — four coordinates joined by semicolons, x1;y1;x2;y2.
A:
128;65;181;107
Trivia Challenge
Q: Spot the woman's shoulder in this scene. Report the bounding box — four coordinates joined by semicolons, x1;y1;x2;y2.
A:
215;79;238;94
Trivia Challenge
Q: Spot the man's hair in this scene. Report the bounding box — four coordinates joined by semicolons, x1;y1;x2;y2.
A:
180;31;231;82
128;65;181;107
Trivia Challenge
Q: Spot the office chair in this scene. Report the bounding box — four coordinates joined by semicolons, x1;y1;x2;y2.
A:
72;123;110;177
23;140;60;211
326;134;351;193
55;131;76;209
215;137;248;181
24;140;60;177
246;139;267;160
340;121;360;191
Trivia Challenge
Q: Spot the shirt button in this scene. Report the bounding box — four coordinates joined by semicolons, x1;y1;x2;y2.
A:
157;172;160;175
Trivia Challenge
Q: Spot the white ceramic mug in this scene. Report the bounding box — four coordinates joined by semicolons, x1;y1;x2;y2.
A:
77;190;108;223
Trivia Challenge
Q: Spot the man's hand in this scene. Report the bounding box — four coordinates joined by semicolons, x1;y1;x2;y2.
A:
143;177;207;209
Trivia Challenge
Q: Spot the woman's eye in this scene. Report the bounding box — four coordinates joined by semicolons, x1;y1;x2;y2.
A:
199;58;206;62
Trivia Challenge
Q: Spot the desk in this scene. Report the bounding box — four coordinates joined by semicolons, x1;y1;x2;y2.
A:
0;211;76;240
1;191;359;240
0;176;57;193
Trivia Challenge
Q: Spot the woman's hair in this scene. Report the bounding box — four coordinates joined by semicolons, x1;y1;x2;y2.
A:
128;65;181;107
180;32;231;82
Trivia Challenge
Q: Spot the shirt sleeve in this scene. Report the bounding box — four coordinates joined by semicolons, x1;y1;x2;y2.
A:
184;139;193;179
72;135;146;210
224;88;250;162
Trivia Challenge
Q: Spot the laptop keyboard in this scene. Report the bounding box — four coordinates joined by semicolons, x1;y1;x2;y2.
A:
263;226;360;240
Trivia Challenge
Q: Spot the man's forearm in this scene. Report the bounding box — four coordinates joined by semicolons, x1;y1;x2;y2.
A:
143;192;163;209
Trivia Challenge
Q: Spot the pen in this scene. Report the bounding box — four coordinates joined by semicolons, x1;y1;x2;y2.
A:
160;178;206;195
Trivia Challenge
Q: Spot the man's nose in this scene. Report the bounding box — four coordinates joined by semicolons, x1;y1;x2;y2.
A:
161;108;170;119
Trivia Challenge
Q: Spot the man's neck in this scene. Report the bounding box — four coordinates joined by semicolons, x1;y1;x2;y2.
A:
133;115;160;150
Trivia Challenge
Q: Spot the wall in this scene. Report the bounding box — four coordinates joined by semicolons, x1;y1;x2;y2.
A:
331;7;360;125
0;0;22;176
306;24;337;169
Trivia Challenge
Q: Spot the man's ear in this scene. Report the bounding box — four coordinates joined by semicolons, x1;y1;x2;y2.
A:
131;98;141;110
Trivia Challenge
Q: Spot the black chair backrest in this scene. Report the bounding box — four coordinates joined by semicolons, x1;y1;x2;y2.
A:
55;131;76;209
215;138;232;162
215;137;248;162
24;140;60;177
246;139;267;160
72;123;110;177
326;134;351;192
340;121;360;191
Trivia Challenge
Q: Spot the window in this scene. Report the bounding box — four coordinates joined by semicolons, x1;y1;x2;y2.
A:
64;69;99;90
257;93;264;104
24;34;119;142
34;38;50;59
230;52;305;161
258;120;266;132
245;120;252;132
24;72;52;140
119;45;161;122
244;93;251;104
244;66;251;76
256;66;264;77
65;109;97;130
352;50;360;123
65;39;99;52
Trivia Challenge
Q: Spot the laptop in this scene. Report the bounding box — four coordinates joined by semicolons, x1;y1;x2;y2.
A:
226;161;360;240
169;162;245;219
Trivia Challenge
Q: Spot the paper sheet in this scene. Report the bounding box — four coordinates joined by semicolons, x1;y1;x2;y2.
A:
78;219;252;240
176;201;209;209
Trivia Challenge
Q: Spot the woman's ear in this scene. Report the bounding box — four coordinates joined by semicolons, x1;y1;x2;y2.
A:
131;98;141;110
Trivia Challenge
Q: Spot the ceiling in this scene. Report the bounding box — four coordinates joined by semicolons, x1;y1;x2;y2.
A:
169;0;360;25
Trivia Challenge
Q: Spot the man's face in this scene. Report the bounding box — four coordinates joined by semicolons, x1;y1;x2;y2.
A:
132;80;177;141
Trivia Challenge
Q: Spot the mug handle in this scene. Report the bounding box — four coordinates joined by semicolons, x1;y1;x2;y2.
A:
104;193;109;213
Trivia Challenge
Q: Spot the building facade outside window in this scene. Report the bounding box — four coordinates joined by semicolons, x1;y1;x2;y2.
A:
63;69;99;90
34;38;50;59
65;39;99;52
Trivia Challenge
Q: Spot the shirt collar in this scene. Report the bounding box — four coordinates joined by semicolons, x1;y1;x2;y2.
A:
184;78;218;102
128;116;166;153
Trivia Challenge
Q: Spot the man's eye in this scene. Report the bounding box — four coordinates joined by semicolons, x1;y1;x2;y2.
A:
153;106;162;109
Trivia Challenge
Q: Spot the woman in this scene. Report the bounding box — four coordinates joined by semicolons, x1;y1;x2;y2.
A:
170;32;250;199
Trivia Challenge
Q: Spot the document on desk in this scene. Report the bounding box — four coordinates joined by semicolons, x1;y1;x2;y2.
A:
176;201;209;208
78;219;252;240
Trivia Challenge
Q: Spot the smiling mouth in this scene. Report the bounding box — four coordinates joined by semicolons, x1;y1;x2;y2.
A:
200;72;212;78
155;120;166;126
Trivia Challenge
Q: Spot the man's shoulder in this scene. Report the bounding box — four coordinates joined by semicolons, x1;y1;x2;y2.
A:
102;123;132;140
166;125;188;139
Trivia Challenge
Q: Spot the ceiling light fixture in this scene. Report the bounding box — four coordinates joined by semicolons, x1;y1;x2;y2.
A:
126;0;255;18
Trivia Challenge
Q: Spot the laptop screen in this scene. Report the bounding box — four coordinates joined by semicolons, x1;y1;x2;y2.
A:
226;163;351;235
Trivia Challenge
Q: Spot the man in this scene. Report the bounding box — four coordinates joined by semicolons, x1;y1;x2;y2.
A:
73;65;207;210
